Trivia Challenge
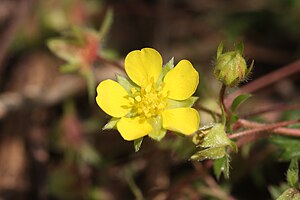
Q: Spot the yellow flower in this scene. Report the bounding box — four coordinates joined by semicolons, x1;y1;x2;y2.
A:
96;48;200;141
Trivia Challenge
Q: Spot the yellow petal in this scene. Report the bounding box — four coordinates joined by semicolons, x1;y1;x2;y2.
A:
117;117;152;141
162;108;200;135
163;60;199;100
96;79;131;118
125;48;162;86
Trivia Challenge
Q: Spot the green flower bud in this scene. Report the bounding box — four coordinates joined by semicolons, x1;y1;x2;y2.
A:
214;42;253;87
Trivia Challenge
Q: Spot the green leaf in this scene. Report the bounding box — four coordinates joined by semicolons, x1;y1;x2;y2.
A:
59;64;79;73
229;114;239;132
269;183;290;200
157;57;174;85
213;154;230;179
163;57;174;69
230;93;252;113
200;124;231;148
230;141;238;153
277;188;300;200
167;97;198;109
230;114;239;124
190;146;226;161
217;42;224;59
236;41;244;54
287;158;299;188
103;118;119;130
148;116;166;141
191;124;237;162
116;74;137;93
134;137;143;152
99;8;114;38
214;156;225;179
70;26;86;45
271;136;300;160
82;71;96;104
246;59;254;77
47;39;81;64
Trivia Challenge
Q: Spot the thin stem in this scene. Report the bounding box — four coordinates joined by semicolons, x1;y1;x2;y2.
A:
229;119;300;139
192;162;236;200
237;119;300;137
96;55;124;71
242;103;300;118
225;59;300;107
197;105;300;138
219;84;227;113
196;105;221;116
125;173;144;200
219;84;228;125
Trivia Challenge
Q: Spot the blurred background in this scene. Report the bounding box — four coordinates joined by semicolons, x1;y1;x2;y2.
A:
0;0;299;199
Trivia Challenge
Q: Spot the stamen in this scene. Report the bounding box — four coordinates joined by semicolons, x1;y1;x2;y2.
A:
131;87;137;94
129;80;167;118
135;96;142;102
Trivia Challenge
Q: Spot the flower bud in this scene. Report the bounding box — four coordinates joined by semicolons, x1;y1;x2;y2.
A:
214;42;253;87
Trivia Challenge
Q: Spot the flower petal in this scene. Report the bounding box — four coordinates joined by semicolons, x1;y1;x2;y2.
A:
125;48;162;86
162;108;200;135
96;79;131;118
163;60;199;100
117;117;152;141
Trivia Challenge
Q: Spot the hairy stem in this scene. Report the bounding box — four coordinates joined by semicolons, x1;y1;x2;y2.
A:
225;59;300;106
242;103;300;118
197;105;300;138
229;119;300;139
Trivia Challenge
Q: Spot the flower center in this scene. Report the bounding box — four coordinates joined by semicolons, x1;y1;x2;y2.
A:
129;81;167;118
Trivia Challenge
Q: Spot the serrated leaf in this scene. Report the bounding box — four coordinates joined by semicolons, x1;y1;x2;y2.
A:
224;154;230;179
287;158;299;188
271;136;300;160
103;118;119;130
191;124;237;162
214;154;230;179
277;188;300;200
190;146;226;161
134;137;143;152
167;97;198;109
200;124;231;148
217;42;224;59
230;93;252;113
116;74;137;93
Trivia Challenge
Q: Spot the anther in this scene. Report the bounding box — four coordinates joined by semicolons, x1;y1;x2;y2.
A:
135;96;142;102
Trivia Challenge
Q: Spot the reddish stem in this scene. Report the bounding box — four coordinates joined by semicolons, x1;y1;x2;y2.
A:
229;119;300;139
225;59;300;106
